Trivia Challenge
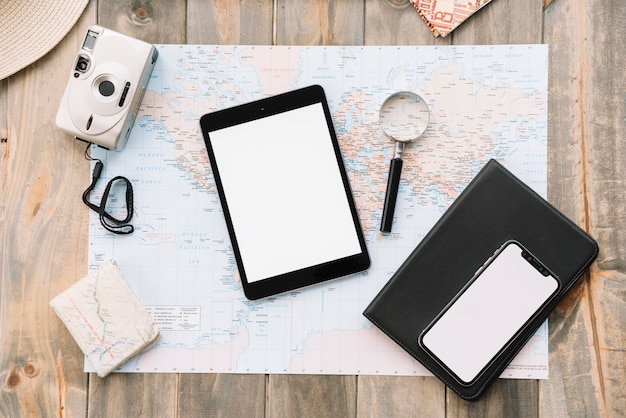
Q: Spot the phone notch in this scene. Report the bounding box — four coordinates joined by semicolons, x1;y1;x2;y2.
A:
521;249;550;276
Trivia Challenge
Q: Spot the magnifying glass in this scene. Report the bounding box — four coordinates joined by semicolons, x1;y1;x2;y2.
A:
379;91;430;234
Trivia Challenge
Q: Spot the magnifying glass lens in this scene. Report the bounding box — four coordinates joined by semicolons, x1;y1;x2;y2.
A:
379;92;429;142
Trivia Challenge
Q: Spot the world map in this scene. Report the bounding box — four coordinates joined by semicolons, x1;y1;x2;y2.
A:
88;44;548;377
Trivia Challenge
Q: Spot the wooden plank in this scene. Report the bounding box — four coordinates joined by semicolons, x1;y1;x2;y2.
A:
178;374;266;417
0;2;96;416
267;375;358;418
357;376;446;417
276;0;364;45
542;295;603;417
88;374;178;417
97;0;186;44
187;0;273;44
447;380;539;418
583;2;626;269
540;0;600;409
587;269;626;417
548;0;626;416
540;0;610;416
364;0;450;46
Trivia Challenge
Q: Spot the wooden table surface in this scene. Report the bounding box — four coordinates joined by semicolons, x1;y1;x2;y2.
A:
1;0;624;416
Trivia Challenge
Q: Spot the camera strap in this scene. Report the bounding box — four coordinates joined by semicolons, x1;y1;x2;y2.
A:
82;144;134;235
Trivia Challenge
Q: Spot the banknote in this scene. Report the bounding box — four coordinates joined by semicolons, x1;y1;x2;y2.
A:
411;0;495;37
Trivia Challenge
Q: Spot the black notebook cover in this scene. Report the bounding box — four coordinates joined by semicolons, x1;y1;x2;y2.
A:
363;159;598;400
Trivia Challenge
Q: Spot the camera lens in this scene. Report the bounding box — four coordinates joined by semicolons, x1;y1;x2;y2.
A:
99;80;115;97
75;55;90;73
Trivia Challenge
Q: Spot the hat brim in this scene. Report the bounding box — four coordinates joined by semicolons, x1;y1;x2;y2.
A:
0;0;90;80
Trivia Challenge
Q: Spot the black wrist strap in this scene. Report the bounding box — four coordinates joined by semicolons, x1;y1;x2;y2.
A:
82;144;134;235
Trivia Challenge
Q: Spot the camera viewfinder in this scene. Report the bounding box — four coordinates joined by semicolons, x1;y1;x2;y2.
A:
82;29;98;51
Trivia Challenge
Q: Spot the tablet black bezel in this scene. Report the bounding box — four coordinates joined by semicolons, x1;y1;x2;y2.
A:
200;84;370;300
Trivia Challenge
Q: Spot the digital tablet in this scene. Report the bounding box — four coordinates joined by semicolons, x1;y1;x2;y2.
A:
200;85;370;299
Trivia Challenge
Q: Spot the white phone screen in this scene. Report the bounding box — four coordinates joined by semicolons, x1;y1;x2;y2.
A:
420;241;559;384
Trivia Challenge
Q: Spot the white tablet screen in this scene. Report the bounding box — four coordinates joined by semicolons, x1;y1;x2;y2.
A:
208;102;362;284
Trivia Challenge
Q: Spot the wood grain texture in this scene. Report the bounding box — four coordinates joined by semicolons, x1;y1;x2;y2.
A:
365;0;450;46
540;10;595;415
357;376;446;417
178;374;266;417
98;0;187;44
571;0;626;415
276;0;364;45
267;375;358;418
187;0;273;44
582;0;626;273
1;0;623;416
0;2;96;416
87;374;178;417
448;380;540;418
540;0;625;415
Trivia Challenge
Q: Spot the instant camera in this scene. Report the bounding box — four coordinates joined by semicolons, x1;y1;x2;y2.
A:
56;25;158;151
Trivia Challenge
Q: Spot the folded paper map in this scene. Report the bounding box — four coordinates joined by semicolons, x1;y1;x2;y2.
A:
411;0;495;37
50;260;159;377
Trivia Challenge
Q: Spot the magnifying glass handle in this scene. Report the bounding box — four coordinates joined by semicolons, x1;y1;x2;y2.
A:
380;157;403;233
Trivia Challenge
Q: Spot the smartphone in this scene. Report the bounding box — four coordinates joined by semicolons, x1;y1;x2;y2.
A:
418;240;560;385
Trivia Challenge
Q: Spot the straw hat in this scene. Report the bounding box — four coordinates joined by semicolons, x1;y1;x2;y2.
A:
0;0;89;80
